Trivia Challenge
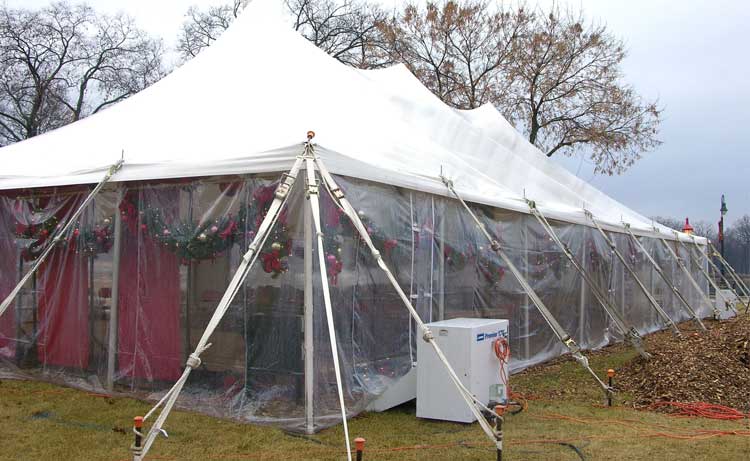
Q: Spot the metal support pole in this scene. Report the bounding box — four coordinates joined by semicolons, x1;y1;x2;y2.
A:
586;214;679;335
680;240;736;316
304;152;352;461
623;225;706;331
107;187;124;391
185;189;194;362
528;203;649;358
303;193;315;435
522;220;530;361
579;226;587;345
438;179;611;398
660;236;720;321
438;202;445;321
708;242;750;303
704;238;750;305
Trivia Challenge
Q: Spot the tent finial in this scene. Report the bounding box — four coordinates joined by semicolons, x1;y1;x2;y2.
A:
306;130;315;141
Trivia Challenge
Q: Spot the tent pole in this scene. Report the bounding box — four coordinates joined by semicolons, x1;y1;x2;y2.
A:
314;154;500;443
585;214;680;335
623;225;706;331
14;255;23;365
679;239;736;316
692;238;747;309
527;202;649;358
522;217;530;361
437;177;611;399
710;241;750;298
659;236;721;321
303;188;315;435
578;226;587;345
304;153;352;461
136;155;305;460
107;186;124;392
438;202;445;321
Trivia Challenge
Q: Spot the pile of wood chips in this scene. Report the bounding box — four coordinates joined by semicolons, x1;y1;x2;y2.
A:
618;313;750;411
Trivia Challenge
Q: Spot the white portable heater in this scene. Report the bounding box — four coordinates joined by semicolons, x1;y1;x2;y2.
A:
416;318;510;423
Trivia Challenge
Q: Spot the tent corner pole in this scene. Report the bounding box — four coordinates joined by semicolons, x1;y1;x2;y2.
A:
106;186;124;392
303;192;314;435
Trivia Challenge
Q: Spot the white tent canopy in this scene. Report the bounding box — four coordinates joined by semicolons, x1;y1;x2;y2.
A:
0;0;697;243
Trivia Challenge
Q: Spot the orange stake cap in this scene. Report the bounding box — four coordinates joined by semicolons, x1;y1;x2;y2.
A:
134;416;144;428
354;437;366;451
607;369;615;378
494;405;506;416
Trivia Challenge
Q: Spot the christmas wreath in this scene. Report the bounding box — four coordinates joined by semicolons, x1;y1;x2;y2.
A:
118;182;292;277
13;195;114;261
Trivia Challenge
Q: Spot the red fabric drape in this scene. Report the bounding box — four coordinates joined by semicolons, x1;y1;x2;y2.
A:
117;193;182;382
37;247;90;369
0;203;16;359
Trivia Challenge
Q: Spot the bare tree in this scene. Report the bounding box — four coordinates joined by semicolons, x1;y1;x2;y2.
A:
726;216;750;274
176;0;248;60
381;1;661;174
380;1;529;108
0;1;164;146
508;5;661;174
692;220;716;241
288;0;391;68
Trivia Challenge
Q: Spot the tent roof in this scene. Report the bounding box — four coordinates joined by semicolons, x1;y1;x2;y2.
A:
0;0;700;243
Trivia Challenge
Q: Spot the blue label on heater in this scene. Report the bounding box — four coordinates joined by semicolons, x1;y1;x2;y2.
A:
476;329;507;342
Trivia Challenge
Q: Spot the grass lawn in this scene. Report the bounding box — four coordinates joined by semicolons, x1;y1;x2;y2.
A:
2;335;750;460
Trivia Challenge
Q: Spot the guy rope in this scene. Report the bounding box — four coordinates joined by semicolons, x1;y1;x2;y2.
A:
622;224;707;331
134;135;505;459
690;238;749;311
527;201;652;358
0;159;124;320
440;176;612;401
677;235;737;316
584;211;680;336
708;241;750;300
659;232;721;320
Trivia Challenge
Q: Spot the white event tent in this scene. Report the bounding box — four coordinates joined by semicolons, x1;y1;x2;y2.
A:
0;0;721;444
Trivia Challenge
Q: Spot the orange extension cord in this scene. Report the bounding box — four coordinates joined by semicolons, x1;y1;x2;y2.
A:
648;401;750;421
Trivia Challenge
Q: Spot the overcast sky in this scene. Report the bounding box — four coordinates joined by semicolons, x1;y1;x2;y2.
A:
8;0;750;227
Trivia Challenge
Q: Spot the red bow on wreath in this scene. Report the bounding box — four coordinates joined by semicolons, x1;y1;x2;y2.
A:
326;253;343;286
